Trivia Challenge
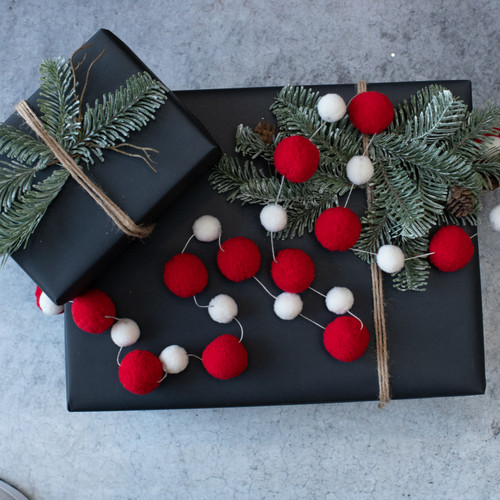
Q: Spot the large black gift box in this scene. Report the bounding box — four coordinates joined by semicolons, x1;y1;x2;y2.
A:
5;30;221;304
65;81;486;411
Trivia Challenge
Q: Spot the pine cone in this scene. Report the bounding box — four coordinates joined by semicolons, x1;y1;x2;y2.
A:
480;173;500;191
446;186;476;217
253;121;276;145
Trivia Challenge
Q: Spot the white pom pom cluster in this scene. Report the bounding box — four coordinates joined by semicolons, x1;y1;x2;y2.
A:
193;215;221;242
260;204;287;233
317;93;347;123
208;294;238;323
489;204;500;232
110;318;141;347
346;155;374;185
274;292;303;320
38;291;64;315
376;245;405;273
159;345;189;374
325;287;354;315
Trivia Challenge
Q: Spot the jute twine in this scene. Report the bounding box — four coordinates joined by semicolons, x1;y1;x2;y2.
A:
357;81;391;407
15;100;153;239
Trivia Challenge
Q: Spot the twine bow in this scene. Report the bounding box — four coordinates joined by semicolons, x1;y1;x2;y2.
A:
15;100;154;239
357;81;391;407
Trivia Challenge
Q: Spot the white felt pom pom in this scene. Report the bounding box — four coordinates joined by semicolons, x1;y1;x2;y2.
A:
260;204;287;233
192;215;221;242
376;245;405;273
489;204;500;232
110;318;141;347
325;287;354;315
208;294;238;323
39;291;64;315
346;155;374;185
273;292;303;320
159;345;189;374
317;93;347;123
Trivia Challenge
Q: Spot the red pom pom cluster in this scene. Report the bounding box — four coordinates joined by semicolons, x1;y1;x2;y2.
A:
271;248;315;293
217;236;261;282
348;91;394;135
429;225;474;272
315;207;361;251
323;316;370;362
163;253;209;297
273;135;320;183
72;289;116;334
119;350;164;395
202;334;248;380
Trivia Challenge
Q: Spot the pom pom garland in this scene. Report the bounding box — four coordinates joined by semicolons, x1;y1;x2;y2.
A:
489;204;500;232
118;350;164;395
323;316;370;362
110;318;141;347
260;204;287;233
273;135;320;183
202;334;248;380
35;286;64;315
217;236;261;282
163;253;209;298
325;287;354;315
348;91;395;134
314;207;361;251
72;289;116;334
376;245;406;274
274;292;303;320
159;345;189;374
271;248;315;293
346;155;374;185
208;294;238;323
193;215;221;242
317;93;347;123
429;225;474;272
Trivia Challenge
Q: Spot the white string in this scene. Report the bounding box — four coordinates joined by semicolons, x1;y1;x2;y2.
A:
276;175;285;202
299;313;326;330
309;124;323;140
158;372;168;383
470;233;478;239
104;315;120;320
309;286;326;298
181;233;196;254
344;183;355;208
405;252;435;262
218;231;224;252
188;353;203;362
363;133;376;155
116;346;123;366
348;310;364;330
252;276;277;299
193;295;209;308
353;249;376;256
234;317;244;343
270;232;277;263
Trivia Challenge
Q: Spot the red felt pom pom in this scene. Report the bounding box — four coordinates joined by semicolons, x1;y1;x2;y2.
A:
72;289;116;334
273;135;320;183
217;236;261;282
271;248;315;293
314;207;361;251
35;286;42;309
323;316;370;362
202;334;248;380
118;350;164;395
429;225;474;272
348;91;395;134
163;253;209;298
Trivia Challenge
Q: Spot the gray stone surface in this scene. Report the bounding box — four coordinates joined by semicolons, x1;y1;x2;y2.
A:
1;0;500;498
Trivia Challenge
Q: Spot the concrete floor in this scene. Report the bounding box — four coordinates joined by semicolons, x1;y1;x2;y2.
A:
0;1;499;498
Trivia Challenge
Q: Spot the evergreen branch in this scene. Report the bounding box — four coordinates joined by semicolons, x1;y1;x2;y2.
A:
392;237;431;292
0;124;55;169
38;58;81;149
0;160;38;210
235;124;275;163
0;168;69;265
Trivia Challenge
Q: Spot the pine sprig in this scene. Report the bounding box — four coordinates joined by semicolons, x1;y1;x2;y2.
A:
0;160;39;210
235;124;275;163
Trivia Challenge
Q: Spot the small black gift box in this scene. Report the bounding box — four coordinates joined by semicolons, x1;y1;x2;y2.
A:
3;30;221;304
64;81;485;411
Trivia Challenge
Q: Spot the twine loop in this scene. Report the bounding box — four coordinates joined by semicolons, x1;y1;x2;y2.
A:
357;81;391;407
15;100;154;239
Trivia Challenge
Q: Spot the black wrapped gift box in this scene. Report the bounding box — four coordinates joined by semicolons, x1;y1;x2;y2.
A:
5;30;221;304
64;81;486;411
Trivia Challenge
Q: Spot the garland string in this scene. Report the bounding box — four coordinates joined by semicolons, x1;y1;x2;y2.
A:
357;80;391;407
14;100;154;239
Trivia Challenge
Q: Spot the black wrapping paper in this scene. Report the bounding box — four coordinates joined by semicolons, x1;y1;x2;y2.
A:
64;81;485;411
6;30;221;304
